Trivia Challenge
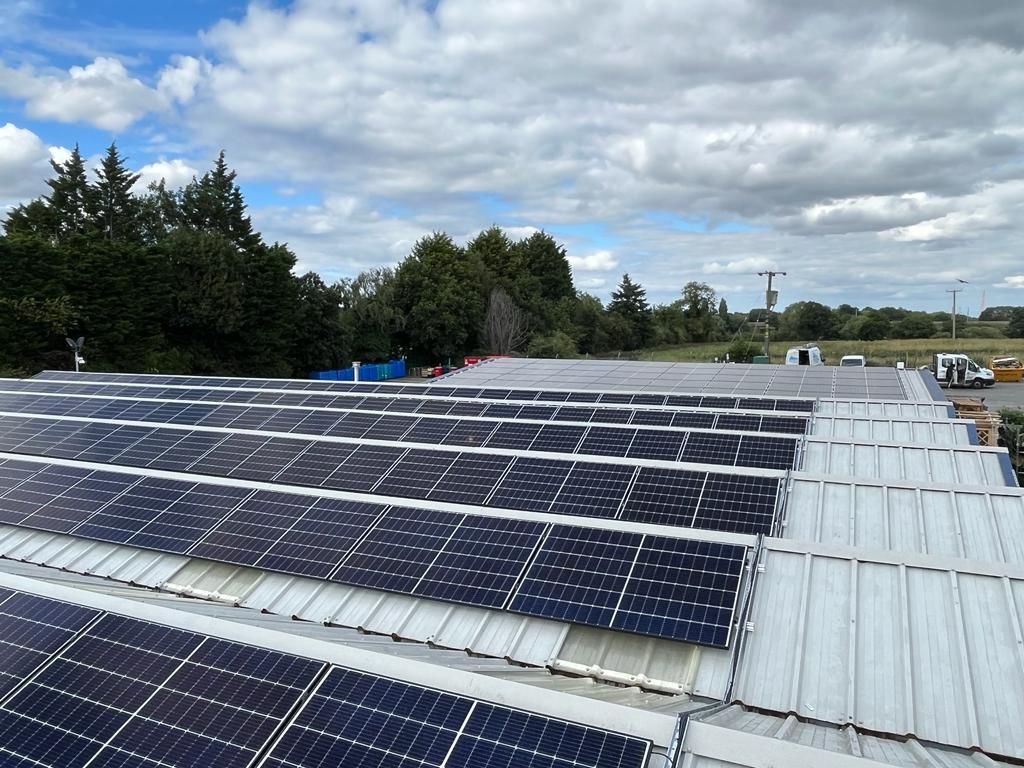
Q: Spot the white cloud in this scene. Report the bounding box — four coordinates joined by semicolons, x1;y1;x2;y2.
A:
0;57;160;131
0;122;66;212
157;55;204;104
998;275;1024;288
568;250;618;271
703;256;778;275
134;159;200;192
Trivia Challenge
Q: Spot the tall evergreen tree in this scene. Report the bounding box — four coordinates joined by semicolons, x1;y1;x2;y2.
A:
608;273;652;350
93;143;142;242
45;145;96;240
179;151;262;252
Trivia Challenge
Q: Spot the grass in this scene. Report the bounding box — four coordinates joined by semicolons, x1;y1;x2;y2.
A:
638;338;1024;367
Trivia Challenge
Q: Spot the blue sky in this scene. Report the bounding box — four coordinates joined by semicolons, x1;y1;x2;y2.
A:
2;0;1024;313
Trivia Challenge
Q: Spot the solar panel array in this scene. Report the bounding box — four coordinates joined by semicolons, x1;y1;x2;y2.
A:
0;589;651;768
431;357;911;400
33;370;817;411
0;458;750;645
0;417;783;534
0;391;800;469
0;379;814;432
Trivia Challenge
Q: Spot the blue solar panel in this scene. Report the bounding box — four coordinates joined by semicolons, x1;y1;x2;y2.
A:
0;611;325;768
509;526;641;627
485;421;544;450
549;462;635;518
691;475;780;535
611;537;745;645
428;454;514;505
619;468;705;527
488;458;571;512
262;667;650;768
373;449;456;498
0;591;99;698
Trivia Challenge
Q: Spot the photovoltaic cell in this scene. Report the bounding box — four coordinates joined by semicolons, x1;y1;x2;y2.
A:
324;444;406;491
626;430;685;462
691;474;779;535
485;421;544;451
679;432;741;466
427;454;513;505
738;435;798;470
549;462;636;518
273;442;356;487
619;468;705;527
372;449;456;498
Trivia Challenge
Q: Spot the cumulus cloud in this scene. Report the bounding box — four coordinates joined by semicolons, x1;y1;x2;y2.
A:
134;159;200;192
998;276;1024;288
568;251;618;271
0;57;162;131
5;0;1024;308
0;122;66;212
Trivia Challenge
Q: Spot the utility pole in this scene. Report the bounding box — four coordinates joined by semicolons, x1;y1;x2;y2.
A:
758;271;786;360
947;280;968;341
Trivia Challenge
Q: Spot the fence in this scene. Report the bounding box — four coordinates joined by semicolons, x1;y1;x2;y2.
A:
310;359;406;382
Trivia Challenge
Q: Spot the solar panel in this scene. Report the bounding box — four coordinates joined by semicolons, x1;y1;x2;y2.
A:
549;462;636;518
611;537;745;645
691;475;780;535
191;491;381;577
0;591;99;698
509;526;642;627
619;468;706;527
530;424;586;452
324;444;407;491
487;457;572;512
627;430;685;462
427;454;513;505
0;611;324;768
373;448;456;498
679;432;741;466
577;426;636;457
330;507;463;593
485;421;544;450
262;667;651;768
737;435;798;470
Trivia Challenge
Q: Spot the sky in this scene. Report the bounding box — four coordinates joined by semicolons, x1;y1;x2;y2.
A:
1;0;1023;313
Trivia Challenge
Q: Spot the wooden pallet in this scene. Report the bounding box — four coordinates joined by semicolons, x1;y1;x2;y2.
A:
950;398;1002;446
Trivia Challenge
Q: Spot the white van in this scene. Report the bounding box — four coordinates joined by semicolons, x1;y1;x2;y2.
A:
839;354;866;367
932;353;995;388
785;345;824;366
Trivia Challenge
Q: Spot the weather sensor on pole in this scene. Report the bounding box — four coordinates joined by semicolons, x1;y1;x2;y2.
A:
65;337;85;373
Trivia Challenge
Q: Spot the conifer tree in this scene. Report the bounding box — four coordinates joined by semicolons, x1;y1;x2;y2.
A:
93;143;141;242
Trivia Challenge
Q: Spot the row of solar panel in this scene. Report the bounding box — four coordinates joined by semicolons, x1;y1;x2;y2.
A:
0;416;781;534
4;379;813;432
35;370;818;411
0;460;748;646
0;588;650;767
0;392;800;470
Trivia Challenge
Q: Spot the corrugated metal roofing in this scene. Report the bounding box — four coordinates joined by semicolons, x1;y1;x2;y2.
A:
782;476;1024;564
680;705;1014;768
0;524;734;700
816;399;956;419
733;539;1024;759
811;415;975;445
799;440;1013;485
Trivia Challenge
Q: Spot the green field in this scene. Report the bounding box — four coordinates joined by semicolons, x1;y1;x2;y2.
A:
639;338;1024;368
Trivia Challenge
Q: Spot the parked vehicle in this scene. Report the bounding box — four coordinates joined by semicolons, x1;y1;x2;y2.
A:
839;354;866;367
931;353;995;389
785;345;824;366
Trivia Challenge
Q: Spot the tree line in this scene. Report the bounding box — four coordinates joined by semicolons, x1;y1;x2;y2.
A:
2;146;1023;377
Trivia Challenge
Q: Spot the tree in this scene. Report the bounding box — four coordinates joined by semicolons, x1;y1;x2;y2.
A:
608;273;652;350
650;302;687;346
93;143;141;242
1008;308;1024;338
891;313;936;339
393;232;486;361
717;298;732;332
482;287;529;355
780;300;834;340
45;145;96;240
509;231;574;333
292;273;348;374
179;151;262;252
679;281;718;343
339;267;405;361
527;331;577;358
980;306;1016;322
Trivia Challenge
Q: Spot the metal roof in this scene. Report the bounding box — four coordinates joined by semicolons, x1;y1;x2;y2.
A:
816;399;956;419
810;415;976;445
0;523;735;702
679;705;1014;768
782;476;1024;564
732;538;1024;759
435;357;937;402
799;439;1015;486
